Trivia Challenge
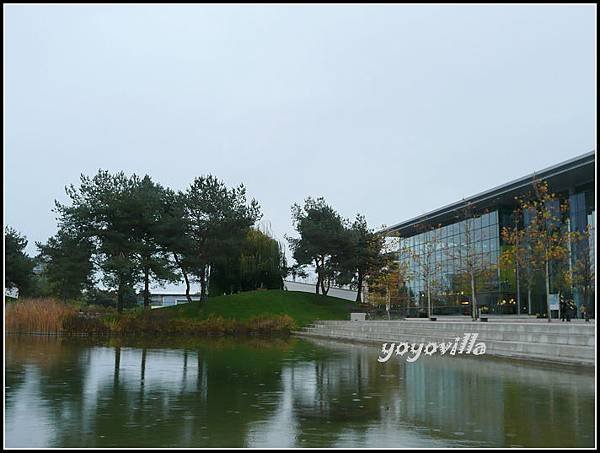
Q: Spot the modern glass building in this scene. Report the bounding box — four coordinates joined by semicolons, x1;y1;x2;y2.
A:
385;151;595;317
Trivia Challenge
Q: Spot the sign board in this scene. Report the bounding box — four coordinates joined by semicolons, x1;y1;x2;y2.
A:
548;293;559;310
5;286;18;299
351;313;366;321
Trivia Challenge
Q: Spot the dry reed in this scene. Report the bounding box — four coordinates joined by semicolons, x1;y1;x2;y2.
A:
5;298;77;334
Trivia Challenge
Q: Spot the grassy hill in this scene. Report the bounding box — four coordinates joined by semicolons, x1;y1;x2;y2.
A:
162;289;352;327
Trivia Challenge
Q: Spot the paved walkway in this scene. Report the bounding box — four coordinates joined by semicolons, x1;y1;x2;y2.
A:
403;315;595;324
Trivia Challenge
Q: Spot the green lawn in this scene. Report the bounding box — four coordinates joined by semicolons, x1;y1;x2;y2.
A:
162;290;353;327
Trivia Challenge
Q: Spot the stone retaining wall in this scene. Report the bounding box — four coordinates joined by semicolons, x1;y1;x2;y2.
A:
294;320;595;366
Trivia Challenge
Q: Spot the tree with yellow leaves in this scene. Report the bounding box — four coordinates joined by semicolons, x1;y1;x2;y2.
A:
500;210;540;315
514;178;571;322
365;235;411;319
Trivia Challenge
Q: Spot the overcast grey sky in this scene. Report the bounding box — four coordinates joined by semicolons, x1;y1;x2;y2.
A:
4;4;596;264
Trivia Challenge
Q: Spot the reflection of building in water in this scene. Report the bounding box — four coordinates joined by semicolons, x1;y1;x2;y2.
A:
298;338;595;447
402;358;504;445
398;351;594;446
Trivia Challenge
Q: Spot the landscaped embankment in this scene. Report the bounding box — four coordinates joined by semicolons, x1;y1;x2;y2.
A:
5;290;351;337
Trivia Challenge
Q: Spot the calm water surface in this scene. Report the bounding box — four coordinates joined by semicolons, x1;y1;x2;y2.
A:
5;335;595;448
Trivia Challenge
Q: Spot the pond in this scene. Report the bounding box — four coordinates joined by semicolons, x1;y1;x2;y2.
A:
4;335;595;448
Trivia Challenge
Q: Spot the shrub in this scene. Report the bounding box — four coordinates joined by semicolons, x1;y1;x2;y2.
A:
79;304;117;316
245;314;296;334
62;313;111;335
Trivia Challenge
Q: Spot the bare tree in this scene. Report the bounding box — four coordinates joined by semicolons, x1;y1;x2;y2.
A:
409;224;443;318
570;224;595;315
500;208;540;315
446;201;496;320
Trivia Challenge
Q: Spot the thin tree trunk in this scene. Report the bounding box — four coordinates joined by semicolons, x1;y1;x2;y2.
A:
199;266;207;301
184;272;191;303
314;258;321;295
113;346;121;387
315;272;321;295
470;272;477;320
143;267;150;309
141;348;147;384
515;217;521;316
355;274;363;303
206;264;211;297
173;253;192;303
527;286;532;315
427;278;432;318
386;291;391;320
516;261;521;315
545;258;552;322
406;281;411;318
117;281;124;314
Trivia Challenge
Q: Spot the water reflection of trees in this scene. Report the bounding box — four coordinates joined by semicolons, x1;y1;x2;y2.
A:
5;335;92;438
5;336;595;448
50;339;294;447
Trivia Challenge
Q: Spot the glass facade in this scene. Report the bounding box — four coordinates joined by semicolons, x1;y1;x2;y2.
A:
395;187;595;317
399;211;501;315
569;189;595;314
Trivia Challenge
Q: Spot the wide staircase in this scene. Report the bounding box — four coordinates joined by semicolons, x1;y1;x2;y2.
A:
295;319;595;366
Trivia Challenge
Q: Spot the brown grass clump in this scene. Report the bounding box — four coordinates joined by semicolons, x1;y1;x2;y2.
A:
244;314;296;334
5;298;77;334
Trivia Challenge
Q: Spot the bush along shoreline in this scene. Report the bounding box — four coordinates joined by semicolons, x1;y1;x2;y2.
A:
5;298;297;338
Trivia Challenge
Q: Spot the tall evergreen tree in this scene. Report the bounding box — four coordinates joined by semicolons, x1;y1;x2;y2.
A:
287;197;348;296
336;215;390;303
129;177;179;308
36;227;95;301
56;171;141;312
160;188;199;303
183;175;261;299
55;171;176;311
5;226;35;296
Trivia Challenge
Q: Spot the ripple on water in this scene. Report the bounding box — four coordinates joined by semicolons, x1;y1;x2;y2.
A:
4;336;596;448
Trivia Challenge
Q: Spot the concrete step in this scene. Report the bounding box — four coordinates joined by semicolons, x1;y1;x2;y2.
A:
302;325;595;347
295;329;595;365
292;326;595;363
296;331;593;366
302;327;595;351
